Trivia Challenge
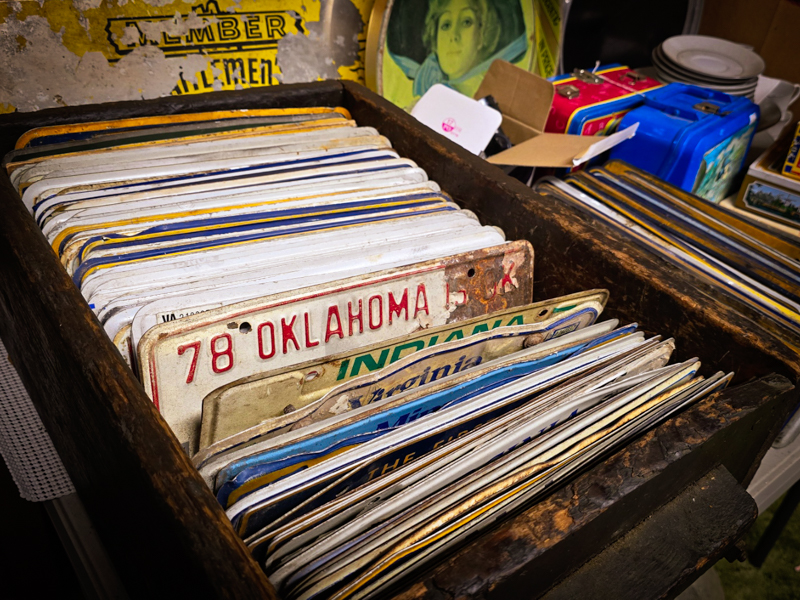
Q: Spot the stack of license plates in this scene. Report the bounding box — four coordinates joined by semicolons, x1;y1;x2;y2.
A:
6;109;733;597
536;161;800;350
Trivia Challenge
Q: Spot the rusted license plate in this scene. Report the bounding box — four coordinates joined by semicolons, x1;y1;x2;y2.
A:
137;241;534;452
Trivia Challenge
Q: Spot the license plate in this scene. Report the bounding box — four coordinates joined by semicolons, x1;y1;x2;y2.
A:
226;328;647;538
45;156;419;251
71;201;456;283
12;117;353;183
196;322;636;496
213;321;634;508
22;126;385;211
87;210;489;317
197;291;608;451
52;165;423;267
33;140;395;226
5;112;349;168
18;119;359;192
11;107;351;150
138;241;534;452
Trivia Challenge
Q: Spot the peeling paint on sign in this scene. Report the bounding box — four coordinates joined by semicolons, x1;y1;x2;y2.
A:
0;0;373;113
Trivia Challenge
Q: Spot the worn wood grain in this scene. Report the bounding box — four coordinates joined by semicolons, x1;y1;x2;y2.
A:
540;465;757;600
0;100;298;599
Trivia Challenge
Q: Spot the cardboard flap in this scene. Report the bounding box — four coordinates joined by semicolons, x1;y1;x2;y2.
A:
477;59;638;168
487;124;639;168
475;60;554;134
497;114;540;146
486;133;598;168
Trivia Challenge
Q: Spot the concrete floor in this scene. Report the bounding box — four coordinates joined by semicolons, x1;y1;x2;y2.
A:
677;569;726;600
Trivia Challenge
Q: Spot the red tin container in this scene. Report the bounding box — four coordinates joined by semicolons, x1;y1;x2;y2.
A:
546;65;663;135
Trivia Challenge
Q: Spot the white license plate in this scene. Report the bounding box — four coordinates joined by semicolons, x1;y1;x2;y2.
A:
138;241;534;452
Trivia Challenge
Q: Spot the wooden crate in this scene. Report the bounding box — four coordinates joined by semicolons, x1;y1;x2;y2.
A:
0;81;796;600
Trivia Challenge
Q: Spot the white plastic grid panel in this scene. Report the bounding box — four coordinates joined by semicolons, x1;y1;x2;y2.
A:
0;338;75;501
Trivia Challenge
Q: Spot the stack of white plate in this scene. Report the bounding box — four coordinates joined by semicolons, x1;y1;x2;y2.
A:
653;35;765;100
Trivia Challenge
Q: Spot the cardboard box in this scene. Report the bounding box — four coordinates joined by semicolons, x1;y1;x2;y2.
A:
475;60;636;168
735;122;800;229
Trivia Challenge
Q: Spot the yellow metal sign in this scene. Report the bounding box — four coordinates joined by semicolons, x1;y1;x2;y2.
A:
0;0;374;113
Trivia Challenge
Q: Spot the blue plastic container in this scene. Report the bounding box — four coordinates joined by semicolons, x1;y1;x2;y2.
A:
609;83;760;203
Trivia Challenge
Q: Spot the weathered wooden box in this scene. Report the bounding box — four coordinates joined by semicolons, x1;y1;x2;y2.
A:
0;81;797;600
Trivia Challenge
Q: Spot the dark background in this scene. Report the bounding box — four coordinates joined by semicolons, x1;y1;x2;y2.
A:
0;460;84;599
562;0;691;71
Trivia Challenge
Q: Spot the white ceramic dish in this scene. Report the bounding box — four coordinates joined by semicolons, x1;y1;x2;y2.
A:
653;50;757;90
661;35;765;80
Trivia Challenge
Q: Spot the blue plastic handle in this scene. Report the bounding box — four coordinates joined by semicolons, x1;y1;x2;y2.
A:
643;84;730;120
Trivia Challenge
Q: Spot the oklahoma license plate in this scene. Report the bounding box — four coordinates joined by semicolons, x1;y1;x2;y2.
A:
138;241;534;452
